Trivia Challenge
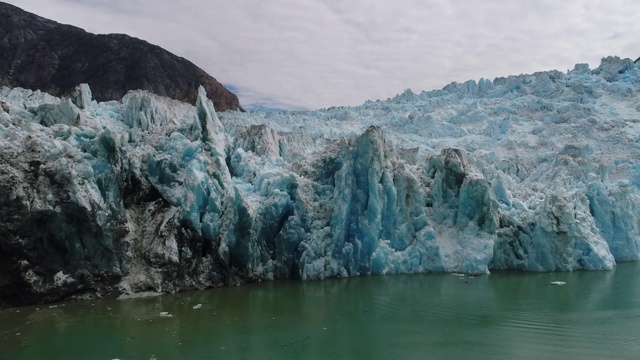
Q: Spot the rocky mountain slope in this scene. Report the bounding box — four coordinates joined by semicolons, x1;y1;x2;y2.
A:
2;57;640;306
0;2;241;111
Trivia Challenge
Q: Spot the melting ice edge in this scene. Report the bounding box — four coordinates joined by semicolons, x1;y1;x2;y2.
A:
1;56;640;304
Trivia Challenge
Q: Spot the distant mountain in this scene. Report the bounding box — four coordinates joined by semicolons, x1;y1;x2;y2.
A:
0;2;241;111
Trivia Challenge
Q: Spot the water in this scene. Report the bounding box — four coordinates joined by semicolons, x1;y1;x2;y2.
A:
2;263;640;360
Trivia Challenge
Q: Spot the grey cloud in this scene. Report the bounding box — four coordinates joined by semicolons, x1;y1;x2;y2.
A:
5;0;640;110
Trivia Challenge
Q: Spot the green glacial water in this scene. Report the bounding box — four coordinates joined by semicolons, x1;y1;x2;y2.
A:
2;263;640;360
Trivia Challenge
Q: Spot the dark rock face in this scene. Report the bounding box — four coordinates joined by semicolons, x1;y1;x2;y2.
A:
0;2;241;111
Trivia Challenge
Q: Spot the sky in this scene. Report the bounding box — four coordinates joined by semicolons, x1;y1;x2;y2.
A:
5;0;640;111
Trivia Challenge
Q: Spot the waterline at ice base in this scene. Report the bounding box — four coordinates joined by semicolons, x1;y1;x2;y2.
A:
2;57;640;305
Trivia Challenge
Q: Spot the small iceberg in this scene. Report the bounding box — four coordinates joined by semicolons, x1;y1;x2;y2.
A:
159;311;173;317
192;304;202;309
549;281;566;286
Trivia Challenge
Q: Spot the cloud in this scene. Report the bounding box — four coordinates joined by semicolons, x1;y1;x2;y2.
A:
5;0;640;110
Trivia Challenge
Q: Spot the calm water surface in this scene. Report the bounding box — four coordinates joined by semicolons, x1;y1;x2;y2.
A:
2;263;640;360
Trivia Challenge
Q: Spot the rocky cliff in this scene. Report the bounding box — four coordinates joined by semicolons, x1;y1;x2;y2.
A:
0;2;241;111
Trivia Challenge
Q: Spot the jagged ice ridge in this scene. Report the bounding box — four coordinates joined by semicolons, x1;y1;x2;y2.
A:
1;56;640;304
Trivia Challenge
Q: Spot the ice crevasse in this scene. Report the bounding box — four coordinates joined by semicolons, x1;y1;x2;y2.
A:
1;56;640;305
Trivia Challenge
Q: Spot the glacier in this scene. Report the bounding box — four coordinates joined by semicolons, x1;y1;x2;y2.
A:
2;56;640;305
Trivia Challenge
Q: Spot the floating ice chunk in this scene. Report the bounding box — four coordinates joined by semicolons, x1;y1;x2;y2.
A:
549;281;566;286
192;304;202;309
159;312;173;317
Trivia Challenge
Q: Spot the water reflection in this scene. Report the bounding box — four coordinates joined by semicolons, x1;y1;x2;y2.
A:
2;264;640;359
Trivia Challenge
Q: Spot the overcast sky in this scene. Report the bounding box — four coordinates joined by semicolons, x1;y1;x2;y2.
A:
5;0;640;110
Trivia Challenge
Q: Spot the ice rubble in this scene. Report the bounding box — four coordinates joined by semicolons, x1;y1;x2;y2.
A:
1;56;640;304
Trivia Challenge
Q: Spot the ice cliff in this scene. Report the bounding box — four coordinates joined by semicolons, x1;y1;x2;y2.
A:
2;56;640;305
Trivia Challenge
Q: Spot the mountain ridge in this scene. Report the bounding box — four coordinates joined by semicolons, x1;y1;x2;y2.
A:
0;2;241;111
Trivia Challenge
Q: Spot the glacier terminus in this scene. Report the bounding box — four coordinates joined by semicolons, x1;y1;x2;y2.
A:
1;57;640;305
